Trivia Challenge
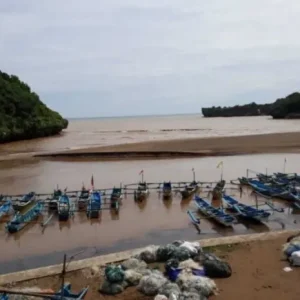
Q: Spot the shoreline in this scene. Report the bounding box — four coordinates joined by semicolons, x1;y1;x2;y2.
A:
0;229;298;285
34;131;300;160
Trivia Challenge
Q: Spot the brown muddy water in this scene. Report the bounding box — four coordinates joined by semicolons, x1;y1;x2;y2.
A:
0;153;300;273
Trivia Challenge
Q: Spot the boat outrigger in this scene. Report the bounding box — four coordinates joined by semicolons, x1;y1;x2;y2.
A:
134;182;149;202
223;195;270;223
180;181;198;199
162;182;172;199
6;201;43;233
87;191;101;218
194;196;236;227
58;194;71;221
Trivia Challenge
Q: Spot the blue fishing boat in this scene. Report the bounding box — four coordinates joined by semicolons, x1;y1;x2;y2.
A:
223;195;270;222
0;293;8;300
12;191;36;212
194;196;236;227
162;182;172;199
47;283;89;299
181;181;198;199
6;201;43;233
58;194;71;221
248;180;282;196
110;187;122;210
87;191;101;218
0;201;11;220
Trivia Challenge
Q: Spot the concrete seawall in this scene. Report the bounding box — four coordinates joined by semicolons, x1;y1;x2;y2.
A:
0;229;298;285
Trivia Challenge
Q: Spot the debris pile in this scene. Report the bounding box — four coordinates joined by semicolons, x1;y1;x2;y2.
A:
282;233;300;267
99;240;233;299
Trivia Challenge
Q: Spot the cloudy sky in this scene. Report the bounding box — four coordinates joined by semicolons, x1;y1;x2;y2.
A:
1;0;300;118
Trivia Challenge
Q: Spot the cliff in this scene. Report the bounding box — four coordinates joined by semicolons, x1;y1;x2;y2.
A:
202;92;300;118
0;70;68;143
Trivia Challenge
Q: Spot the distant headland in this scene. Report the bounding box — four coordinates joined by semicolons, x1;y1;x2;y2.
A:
202;92;300;119
0;70;68;143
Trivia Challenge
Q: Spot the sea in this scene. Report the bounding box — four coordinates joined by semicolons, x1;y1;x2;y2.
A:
0;114;300;273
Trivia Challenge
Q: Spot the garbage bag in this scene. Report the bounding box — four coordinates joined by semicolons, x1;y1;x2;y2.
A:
138;245;159;263
121;258;147;270
137;270;168;296
203;259;232;278
154;295;168;300
290;250;300;266
158;282;181;298
166;268;183;282
173;247;191;261
172;240;185;247
283;240;300;258
179;259;201;270
177;272;217;297
105;265;125;283
195;252;221;264
124;269;143;286
178;291;207;300
157;244;178;261
165;258;180;271
99;279;124;295
179;242;201;257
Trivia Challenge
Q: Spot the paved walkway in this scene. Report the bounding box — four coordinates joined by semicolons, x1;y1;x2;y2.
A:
0;229;298;285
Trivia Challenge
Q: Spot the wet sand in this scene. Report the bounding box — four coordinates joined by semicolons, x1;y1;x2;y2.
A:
37;132;300;160
11;232;300;300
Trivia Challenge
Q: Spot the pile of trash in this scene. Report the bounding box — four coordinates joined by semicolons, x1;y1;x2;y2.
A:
99;240;232;299
282;233;300;267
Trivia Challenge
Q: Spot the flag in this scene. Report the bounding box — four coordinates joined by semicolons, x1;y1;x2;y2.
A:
217;161;223;168
139;170;144;175
91;175;94;189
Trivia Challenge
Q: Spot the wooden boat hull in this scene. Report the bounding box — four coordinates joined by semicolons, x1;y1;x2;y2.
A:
194;196;236;227
135;190;149;201
48;200;58;211
163;190;172;199
6;202;43;233
181;187;197;199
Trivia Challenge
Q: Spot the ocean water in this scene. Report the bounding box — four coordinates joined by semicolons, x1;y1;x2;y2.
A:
0;114;299;156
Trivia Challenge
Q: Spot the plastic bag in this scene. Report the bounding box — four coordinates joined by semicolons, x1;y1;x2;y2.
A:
173;247;191;262
137;270;168;296
105;265;125;283
158;282;181;298
290;250;300;266
179;259;201;270
179;242;201;257
203;259;232;278
138;245;159;263
124;269;143;286
157;244;178;261
283;241;300;258
99;280;124;295
178;291;207;300
121;258;147;270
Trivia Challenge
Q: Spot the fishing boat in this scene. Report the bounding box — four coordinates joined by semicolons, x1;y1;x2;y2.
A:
223;195;270;222
134;182;149;202
78;186;89;210
87;191;101;218
162;182;172;199
6;201;43;233
0;201;11;220
49;188;62;211
58;194;71;221
48;283;89;299
110;187;122;209
238;177;251;185
180;181;198;199
194;196;236;227
12;192;36;212
212;180;226;200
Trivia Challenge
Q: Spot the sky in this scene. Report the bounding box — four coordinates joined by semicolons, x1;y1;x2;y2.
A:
1;0;300;118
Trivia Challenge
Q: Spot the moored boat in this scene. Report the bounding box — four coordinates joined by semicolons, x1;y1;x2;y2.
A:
223;194;270;222
162;182;172;199
6;201;43;233
78;186;89;210
49;188;62;211
180;181;198;199
194;196;236;227
12;192;36;212
87;191;101;218
134;182;149;202
58;194;71;221
110;187;122;209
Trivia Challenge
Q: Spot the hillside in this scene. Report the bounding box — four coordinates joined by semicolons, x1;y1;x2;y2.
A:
0;71;68;143
202;92;300;118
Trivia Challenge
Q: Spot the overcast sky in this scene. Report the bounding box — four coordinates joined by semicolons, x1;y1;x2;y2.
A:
1;0;300;118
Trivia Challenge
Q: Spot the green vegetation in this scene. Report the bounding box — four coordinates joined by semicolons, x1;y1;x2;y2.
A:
0;70;68;143
202;92;300;118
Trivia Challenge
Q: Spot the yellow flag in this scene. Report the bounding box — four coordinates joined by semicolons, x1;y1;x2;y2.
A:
217;161;223;168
